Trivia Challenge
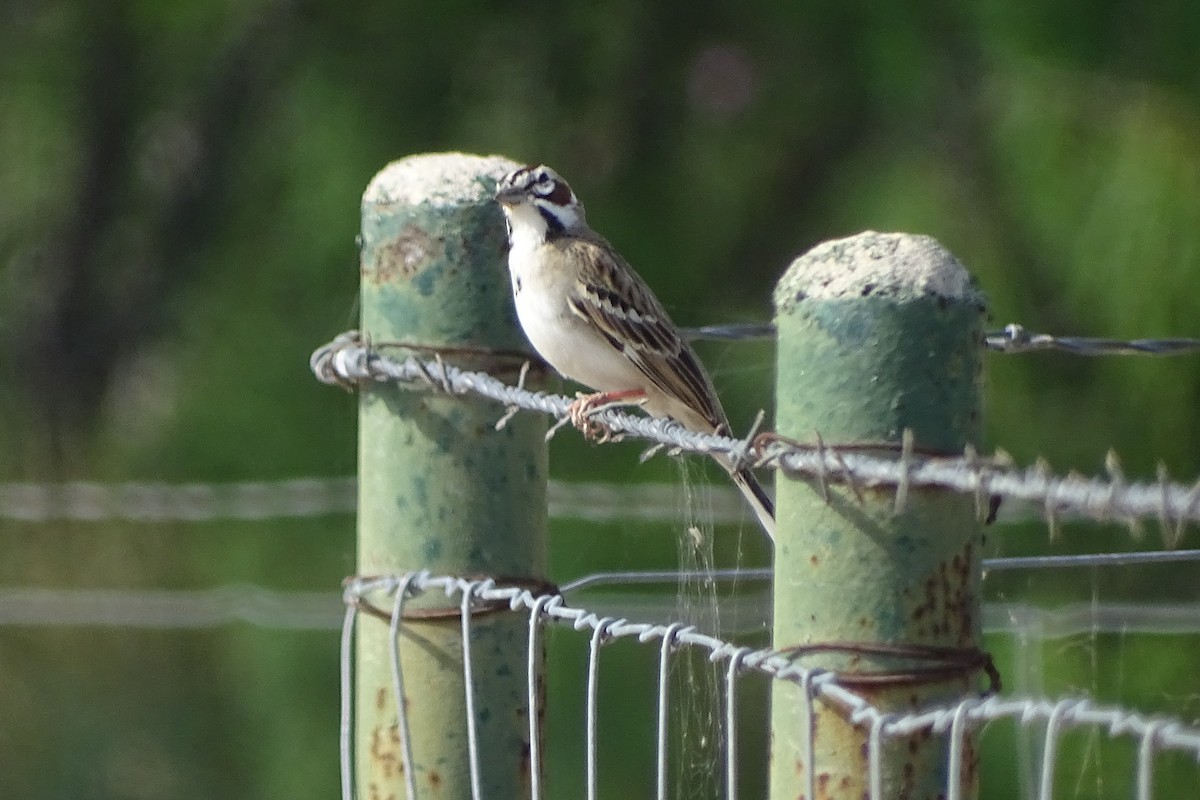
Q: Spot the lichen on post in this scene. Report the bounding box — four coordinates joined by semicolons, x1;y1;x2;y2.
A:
356;153;548;799
769;232;988;800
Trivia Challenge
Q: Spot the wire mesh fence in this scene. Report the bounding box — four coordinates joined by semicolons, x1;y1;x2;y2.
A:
338;573;1200;800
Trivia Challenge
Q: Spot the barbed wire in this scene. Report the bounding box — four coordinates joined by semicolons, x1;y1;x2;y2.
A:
310;332;1200;540
339;572;1200;800
7;321;1193;527
7;475;1196;532
682;321;1200;356
986;324;1200;356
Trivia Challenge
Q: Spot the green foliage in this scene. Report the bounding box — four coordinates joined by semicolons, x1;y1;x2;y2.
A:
2;1;1198;797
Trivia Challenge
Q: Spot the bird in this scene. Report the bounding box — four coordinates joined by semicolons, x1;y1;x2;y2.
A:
494;164;775;542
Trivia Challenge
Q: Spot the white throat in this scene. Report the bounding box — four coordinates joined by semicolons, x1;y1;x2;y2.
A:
502;202;550;262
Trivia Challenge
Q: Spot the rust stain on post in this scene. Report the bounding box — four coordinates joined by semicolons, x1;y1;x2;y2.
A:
373;225;442;283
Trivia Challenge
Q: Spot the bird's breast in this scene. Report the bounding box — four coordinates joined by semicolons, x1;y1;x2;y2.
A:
507;247;639;392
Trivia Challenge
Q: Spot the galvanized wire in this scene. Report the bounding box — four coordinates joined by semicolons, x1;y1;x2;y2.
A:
559;548;1200;593
0;478;746;525
527;594;554;800
338;598;356;800
388;575;420;800
679;321;1200;356
655;624;683;800
6;471;1199;533
460;583;485;800
585;617;613;800
987;324;1200;356
7;584;1200;635
343;573;1200;800
310;333;1200;536
723;648;751;800
0;477;357;522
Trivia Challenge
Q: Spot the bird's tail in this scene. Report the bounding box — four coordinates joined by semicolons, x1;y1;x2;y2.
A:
719;456;775;542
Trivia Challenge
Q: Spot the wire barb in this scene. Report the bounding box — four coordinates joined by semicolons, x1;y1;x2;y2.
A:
494;360;533;431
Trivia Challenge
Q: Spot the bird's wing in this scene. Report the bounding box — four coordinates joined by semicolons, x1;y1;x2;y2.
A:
562;236;726;431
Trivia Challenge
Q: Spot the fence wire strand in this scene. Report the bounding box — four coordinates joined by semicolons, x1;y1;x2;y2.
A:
679;321;1200;357
310;332;1200;540
0;479;748;525
460;583;485;800
6;583;1200;636
387;575;420;800
341;573;1200;800
5;476;1175;527
9;473;1200;534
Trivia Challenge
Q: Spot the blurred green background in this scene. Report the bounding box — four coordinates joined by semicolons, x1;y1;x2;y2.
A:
2;1;1199;798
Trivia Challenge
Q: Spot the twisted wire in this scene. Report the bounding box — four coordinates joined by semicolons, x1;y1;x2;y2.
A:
679;321;1200;356
311;333;1200;536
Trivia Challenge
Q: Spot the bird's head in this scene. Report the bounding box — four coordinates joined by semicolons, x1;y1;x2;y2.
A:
495;164;585;240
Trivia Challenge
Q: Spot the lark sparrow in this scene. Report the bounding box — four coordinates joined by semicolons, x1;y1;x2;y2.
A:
495;164;775;541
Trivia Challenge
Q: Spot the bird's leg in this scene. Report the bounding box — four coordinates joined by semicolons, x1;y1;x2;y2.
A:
567;388;647;441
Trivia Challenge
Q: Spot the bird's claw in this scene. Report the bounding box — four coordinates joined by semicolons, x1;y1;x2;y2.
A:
567;393;614;441
565;389;647;442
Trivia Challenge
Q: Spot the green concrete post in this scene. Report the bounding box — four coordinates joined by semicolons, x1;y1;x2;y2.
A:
768;232;987;800
356;153;547;799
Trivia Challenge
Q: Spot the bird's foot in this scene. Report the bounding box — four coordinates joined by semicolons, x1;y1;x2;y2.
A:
567;389;647;441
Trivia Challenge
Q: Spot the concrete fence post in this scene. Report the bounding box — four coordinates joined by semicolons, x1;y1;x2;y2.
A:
356;153;548;799
768;232;988;800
